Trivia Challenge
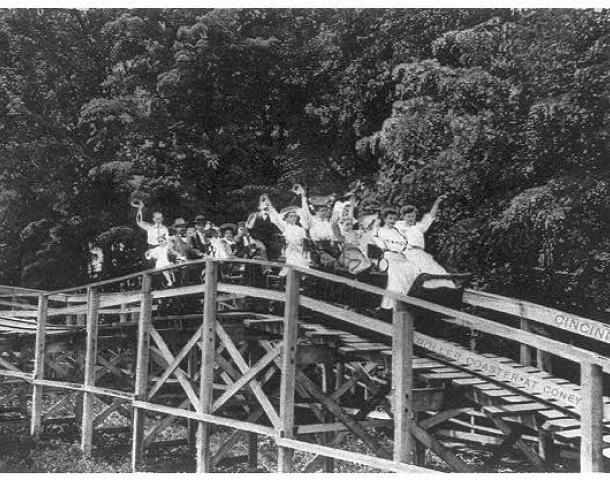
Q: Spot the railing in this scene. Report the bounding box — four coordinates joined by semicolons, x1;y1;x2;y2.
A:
2;258;608;472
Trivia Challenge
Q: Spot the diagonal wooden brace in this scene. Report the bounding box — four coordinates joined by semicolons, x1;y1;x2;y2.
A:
216;323;280;428
147;326;203;400
149;327;202;413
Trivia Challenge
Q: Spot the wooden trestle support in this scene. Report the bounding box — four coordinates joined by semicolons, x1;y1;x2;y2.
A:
0;258;608;473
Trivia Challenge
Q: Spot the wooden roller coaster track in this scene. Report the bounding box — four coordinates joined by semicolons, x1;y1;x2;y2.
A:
0;258;608;473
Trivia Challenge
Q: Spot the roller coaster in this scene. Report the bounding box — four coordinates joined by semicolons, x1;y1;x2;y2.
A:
0;257;608;472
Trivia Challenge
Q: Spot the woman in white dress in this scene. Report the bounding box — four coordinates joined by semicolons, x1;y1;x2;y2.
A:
395;194;454;290
375;208;421;309
267;202;310;275
332;196;372;274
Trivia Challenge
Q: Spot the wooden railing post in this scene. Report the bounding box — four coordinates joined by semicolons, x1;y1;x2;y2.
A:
277;268;300;472
519;318;533;366
196;260;218;473
131;273;153;471
30;293;48;438
392;300;416;464
81;287;100;456
580;361;603;472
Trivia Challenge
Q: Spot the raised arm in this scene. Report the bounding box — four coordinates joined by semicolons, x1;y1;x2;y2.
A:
294;184;313;230
135;206;152;231
331;216;345;243
420;193;448;232
245;212;258;230
429;194;447;219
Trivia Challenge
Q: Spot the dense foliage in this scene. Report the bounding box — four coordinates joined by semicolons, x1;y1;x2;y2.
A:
0;9;607;316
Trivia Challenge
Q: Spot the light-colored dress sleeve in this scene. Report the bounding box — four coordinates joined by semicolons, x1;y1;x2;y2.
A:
417;213;434;233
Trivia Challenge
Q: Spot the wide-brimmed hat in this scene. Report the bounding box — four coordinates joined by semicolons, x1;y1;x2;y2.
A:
194;215;206;224
280;206;300;220
220;222;237;232
173;217;187;228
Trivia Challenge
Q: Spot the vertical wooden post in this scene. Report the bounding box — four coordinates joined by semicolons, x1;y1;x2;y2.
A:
335;363;344;390
247;433;258;470
322;362;335;472
580;362;603;472
196;260;217;473
277;268;300;473
187;349;197;454
392;301;416;464
30;293;48;438
247;344;258;471
81;287;100;456
519;318;533;366
131;273;153;472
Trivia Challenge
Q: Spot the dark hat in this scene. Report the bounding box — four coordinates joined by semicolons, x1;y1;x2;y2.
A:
220;222;237;232
194;215;206;224
173;217;187;228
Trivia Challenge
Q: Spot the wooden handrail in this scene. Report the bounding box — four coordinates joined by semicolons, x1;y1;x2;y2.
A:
28;257;609;370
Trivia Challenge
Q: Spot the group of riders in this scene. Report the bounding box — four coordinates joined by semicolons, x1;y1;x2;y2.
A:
134;184;455;310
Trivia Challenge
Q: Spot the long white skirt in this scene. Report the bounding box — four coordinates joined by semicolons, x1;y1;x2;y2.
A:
381;249;454;309
279;242;310;276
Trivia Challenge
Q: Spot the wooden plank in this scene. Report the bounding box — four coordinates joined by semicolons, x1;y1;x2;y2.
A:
414;334;592;414
296;418;393;435
196;260;217;473
131;399;275;436
581;362;604;472
131;273;153;472
277;268;300;473
276;437;431;473
30;293;48;439
81;287;100;456
33;379;134;400
438;315;610;373
463;289;610;346
392;302;416;464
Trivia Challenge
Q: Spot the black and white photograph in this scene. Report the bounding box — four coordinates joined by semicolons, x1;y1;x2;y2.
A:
0;5;608;474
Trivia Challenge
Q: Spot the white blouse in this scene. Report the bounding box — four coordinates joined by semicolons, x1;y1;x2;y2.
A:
395;213;433;250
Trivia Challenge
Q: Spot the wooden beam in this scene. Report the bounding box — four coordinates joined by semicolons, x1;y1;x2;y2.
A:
277;437;431;473
216;324;280;428
131;273;153;472
81;287;100;457
392;302;416;464
196;260;217;473
463;289;610;346
30;293;48;439
520;318;533;366
147;326;203;400
580;362;604;472
148;329;201;411
212;344;281;413
277;268;300;473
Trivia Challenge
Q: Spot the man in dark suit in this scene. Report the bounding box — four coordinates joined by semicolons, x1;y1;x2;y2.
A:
187;215;211;260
